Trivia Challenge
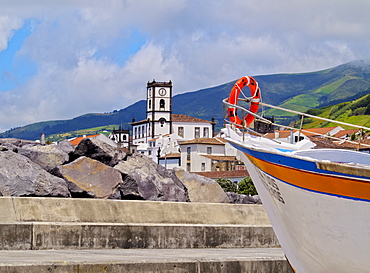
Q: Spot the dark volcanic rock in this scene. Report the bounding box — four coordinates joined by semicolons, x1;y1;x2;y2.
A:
0;137;248;203
0;151;70;197
173;168;229;203
72;138;126;167
56;139;75;155
226;192;262;204
115;153;189;202
0;138;38;148
0;138;39;153
17;145;69;172
58;156;123;199
0;145;8;151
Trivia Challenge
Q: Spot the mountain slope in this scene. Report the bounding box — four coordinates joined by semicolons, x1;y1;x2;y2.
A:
2;60;370;140
301;93;370;129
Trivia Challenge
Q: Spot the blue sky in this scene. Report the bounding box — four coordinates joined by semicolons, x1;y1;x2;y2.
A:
0;0;369;133
0;20;36;91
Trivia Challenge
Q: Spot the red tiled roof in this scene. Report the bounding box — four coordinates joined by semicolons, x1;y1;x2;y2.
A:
333;129;359;139
179;137;225;145
201;155;238;161
302;127;339;136
193;170;250;179
265;131;291;139
159;153;181;158
130;119;148;125
308;136;341;149
69;134;100;146
308;136;370;150
265;127;340;139
335;138;370;150
171;114;211;123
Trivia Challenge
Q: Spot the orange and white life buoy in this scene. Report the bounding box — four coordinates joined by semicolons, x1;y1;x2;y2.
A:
228;76;261;127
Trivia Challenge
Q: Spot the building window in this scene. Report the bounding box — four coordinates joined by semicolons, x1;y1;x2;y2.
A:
178;127;184;137
159;118;166;127
203;127;209;138
194;127;200;138
134;127;137;139
160;99;165;109
294;136;305;142
187;163;191;172
148;99;151;109
207;147;212;155
187;147;191;161
201;163;205;171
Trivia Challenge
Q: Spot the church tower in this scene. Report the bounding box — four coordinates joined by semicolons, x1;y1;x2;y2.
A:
146;80;172;139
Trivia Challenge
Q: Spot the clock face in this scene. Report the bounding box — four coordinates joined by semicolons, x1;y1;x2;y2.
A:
158;88;166;96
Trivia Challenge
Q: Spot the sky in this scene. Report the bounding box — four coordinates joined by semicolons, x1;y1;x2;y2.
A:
0;0;369;132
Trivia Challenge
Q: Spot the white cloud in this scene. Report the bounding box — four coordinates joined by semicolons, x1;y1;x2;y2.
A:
0;15;23;51
0;0;370;132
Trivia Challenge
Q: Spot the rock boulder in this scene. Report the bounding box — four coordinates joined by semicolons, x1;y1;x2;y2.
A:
17;145;69;172
0;151;70;197
58;156;123;199
72;138;126;167
0;138;38;149
226;192;262;204
115;153;189;202
56;139;75;155
173;168;230;203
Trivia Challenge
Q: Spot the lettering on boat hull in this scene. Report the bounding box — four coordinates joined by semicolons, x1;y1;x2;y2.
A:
256;168;285;204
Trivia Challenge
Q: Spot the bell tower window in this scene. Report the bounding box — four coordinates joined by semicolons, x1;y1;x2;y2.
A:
160;99;165;110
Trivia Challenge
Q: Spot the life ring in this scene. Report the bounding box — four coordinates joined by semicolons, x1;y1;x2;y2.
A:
228;76;261;127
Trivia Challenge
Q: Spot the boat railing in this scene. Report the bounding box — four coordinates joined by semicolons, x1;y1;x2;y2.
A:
222;97;370;150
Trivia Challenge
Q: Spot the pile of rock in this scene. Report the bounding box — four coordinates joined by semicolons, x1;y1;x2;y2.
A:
0;138;260;204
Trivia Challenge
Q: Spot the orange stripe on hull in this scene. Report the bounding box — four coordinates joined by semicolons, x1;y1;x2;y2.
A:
246;153;370;201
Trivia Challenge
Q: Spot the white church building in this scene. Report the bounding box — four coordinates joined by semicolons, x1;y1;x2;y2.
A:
131;80;243;172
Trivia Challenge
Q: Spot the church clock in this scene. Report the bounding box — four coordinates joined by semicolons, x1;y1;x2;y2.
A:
159;88;166;96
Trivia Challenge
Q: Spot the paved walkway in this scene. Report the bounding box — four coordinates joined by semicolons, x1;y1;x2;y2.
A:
0;248;286;265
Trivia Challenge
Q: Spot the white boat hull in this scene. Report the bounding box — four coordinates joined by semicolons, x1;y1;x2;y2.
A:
239;150;370;272
220;126;370;273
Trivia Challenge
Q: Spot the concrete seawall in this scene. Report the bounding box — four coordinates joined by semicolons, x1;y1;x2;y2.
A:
0;197;278;250
0;197;293;272
0;197;270;225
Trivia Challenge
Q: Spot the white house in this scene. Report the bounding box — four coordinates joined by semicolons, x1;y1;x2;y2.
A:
178;137;244;172
108;128;130;148
265;126;344;144
131;80;216;169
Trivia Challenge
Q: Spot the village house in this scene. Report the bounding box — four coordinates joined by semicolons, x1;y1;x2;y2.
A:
129;80;228;171
108;127;130;149
264;126;344;144
179;137;244;173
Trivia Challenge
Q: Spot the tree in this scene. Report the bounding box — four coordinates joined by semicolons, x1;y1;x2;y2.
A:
237;176;258;196
216;178;237;193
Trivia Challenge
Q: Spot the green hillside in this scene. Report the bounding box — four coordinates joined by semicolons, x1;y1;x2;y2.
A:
2;60;370;141
300;93;370;129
